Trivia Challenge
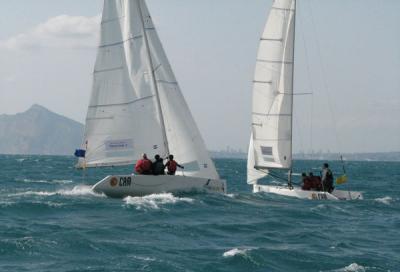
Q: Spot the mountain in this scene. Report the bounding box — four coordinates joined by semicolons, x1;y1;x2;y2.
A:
0;105;84;156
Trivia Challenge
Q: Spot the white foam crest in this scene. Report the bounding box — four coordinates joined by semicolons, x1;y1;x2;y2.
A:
11;185;103;198
374;196;393;205
17;178;73;184
53;180;73;184
130;255;156;262
58;185;101;197
0;201;16;207
13;191;57;196
222;247;256;258
124;193;193;210
310;204;326;211
44;201;64;207
335;263;366;272
225;193;237;198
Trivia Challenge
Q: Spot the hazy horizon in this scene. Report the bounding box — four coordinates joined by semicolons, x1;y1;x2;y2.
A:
1;103;400;155
1;0;399;153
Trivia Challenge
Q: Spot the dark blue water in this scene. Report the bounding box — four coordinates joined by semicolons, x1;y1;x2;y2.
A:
0;155;399;272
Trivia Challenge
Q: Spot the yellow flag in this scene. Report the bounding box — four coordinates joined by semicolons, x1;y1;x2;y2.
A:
336;175;348;185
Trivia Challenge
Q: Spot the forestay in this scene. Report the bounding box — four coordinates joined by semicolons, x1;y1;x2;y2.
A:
79;0;219;180
247;0;295;183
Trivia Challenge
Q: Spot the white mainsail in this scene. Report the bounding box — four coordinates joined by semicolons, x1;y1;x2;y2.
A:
247;0;295;183
79;0;219;180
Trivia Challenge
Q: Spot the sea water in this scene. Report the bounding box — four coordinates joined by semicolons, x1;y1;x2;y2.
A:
0;155;399;272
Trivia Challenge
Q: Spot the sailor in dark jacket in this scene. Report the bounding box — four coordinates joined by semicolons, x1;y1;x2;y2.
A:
321;163;334;193
152;154;165;175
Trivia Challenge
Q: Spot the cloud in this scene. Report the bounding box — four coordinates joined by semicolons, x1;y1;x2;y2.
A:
0;14;101;50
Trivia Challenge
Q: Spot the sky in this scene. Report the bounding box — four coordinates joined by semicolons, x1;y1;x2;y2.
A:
0;0;399;153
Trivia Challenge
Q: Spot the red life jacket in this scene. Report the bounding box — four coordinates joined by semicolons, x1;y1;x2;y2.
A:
310;176;323;191
135;159;152;174
302;178;313;190
142;159;152;172
167;160;178;173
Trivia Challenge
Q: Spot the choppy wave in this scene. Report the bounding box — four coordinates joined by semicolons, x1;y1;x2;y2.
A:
1;156;399;271
124;193;194;210
225;193;237;198
129;255;156;262
16;178;73;185
374;196;393;205
222;247;256;258
310;203;349;214
10;185;103;198
334;263;366;272
0;201;16;207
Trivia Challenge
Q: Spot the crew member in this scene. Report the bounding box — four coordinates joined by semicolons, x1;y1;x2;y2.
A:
134;153;152;175
164;154;184;175
152;154;165;175
309;172;323;191
301;173;312;191
321;163;334;193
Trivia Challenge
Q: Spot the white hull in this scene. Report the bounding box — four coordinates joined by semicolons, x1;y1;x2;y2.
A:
92;174;227;198
253;184;363;200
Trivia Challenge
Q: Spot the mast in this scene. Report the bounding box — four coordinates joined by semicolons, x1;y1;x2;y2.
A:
137;0;170;156
288;0;296;188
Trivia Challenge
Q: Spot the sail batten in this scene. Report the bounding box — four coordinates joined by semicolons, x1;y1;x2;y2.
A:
247;0;296;183
79;0;218;180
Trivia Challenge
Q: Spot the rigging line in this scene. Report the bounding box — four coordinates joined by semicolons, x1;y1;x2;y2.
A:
289;0;297;176
307;1;343;155
256;168;287;183
298;2;315;158
137;1;170;157
303;3;316;159
269;169;292;183
84;142;107;158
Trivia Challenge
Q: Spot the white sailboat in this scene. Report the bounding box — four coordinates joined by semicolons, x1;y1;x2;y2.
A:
76;0;226;197
247;0;362;200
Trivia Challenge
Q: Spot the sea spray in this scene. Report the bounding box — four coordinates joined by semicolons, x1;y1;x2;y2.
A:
124;193;194;210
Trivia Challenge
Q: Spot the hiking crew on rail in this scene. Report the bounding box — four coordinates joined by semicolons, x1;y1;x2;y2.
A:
301;163;335;193
134;154;184;176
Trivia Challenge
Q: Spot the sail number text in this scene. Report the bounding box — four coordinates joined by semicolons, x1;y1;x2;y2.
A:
311;193;328;200
119;177;132;187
